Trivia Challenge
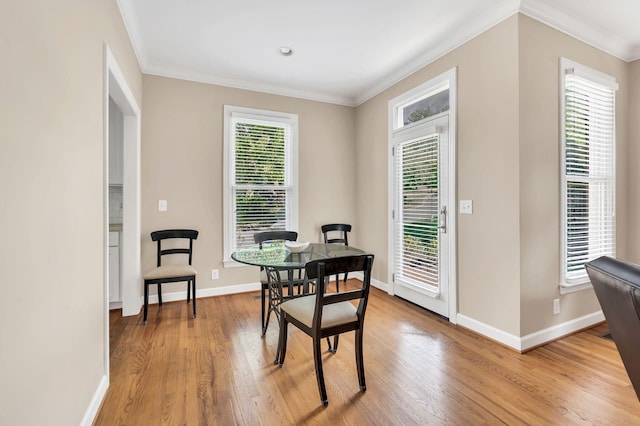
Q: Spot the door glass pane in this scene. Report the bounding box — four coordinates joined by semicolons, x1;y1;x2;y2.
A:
396;135;440;289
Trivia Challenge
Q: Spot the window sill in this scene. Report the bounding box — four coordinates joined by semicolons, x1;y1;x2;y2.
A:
223;259;247;269
559;282;593;295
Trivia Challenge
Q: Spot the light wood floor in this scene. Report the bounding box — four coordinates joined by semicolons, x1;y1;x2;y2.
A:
95;280;640;425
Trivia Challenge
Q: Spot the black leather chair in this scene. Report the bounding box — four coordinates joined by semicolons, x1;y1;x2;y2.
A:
321;224;352;290
253;230;305;336
585;256;640;399
142;229;198;324
276;254;374;406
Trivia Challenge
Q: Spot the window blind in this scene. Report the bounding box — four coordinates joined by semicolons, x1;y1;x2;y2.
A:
231;117;291;250
395;135;440;289
563;69;616;285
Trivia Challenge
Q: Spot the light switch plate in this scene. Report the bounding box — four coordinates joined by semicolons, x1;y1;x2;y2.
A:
158;199;167;212
460;200;473;214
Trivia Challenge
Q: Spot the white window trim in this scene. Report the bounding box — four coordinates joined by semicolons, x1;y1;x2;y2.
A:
391;73;451;132
222;105;299;267
559;57;617;294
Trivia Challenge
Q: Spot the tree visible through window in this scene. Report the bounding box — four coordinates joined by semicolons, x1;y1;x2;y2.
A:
401;89;449;126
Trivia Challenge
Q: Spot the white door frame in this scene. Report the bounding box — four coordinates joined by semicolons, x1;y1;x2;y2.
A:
387;68;457;324
103;43;141;378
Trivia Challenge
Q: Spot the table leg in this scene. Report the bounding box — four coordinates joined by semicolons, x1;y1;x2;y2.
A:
262;267;283;337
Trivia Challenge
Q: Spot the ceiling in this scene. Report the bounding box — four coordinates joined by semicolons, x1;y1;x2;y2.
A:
118;0;640;106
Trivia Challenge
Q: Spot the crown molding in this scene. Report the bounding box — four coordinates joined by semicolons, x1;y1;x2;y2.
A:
116;0;147;71
354;0;520;105
118;0;639;108
117;0;355;106
143;63;356;106
520;0;636;62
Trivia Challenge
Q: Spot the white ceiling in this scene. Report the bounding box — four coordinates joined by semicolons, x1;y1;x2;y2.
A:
118;0;640;106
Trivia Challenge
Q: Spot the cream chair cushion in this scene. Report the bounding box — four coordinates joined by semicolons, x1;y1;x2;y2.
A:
280;295;357;329
143;264;197;280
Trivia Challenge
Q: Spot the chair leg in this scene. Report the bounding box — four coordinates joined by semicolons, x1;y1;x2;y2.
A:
261;283;267;337
276;316;289;366
326;335;339;353
187;279;191;303
158;283;163;306
355;329;366;392
192;277;196;318
143;281;149;325
313;337;329;406
263;287;273;337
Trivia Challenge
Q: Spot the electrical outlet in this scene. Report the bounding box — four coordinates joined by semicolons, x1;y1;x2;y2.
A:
553;298;560;315
211;269;219;280
158;199;167;212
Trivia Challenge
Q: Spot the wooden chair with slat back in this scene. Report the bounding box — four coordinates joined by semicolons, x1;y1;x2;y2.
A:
142;229;198;324
253;230;305;336
276;254;374;406
321;224;352;291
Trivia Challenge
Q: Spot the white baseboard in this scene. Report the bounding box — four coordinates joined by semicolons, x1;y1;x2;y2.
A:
519;311;605;351
457;310;605;352
144;282;262;305
144;277;392;305
370;277;391;293
143;278;603;352
349;272;390;293
456;314;522;350
80;374;108;426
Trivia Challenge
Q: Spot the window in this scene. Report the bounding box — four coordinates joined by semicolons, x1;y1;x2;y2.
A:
393;79;450;131
560;58;617;290
223;106;298;265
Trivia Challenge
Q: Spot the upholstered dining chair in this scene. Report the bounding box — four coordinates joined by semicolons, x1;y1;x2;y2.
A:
253;230;305;335
321;223;352;291
276;254;374;406
142;229;198;324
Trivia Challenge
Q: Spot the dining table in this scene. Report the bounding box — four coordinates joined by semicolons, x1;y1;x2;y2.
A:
231;242;369;337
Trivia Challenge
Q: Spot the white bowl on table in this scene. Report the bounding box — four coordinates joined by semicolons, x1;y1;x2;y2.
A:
284;241;309;253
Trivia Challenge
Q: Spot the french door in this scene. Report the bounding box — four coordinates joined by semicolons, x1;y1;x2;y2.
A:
392;114;450;318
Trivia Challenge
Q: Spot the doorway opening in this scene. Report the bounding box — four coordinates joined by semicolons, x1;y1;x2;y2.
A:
103;44;141;379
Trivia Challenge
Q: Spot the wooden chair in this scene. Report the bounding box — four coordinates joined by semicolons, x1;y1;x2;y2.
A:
276;254;374;406
321;223;352;290
142;229;198;324
253;230;305;336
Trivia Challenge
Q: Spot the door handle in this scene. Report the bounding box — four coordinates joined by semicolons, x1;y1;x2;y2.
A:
439;206;447;233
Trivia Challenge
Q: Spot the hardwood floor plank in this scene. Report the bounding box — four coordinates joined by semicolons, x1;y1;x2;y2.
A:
95;281;640;425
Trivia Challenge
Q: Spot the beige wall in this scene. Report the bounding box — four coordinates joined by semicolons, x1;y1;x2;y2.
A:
517;15;629;335
356;16;522;334
629;60;640;263
0;1;141;424
141;75;356;292
355;14;633;338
